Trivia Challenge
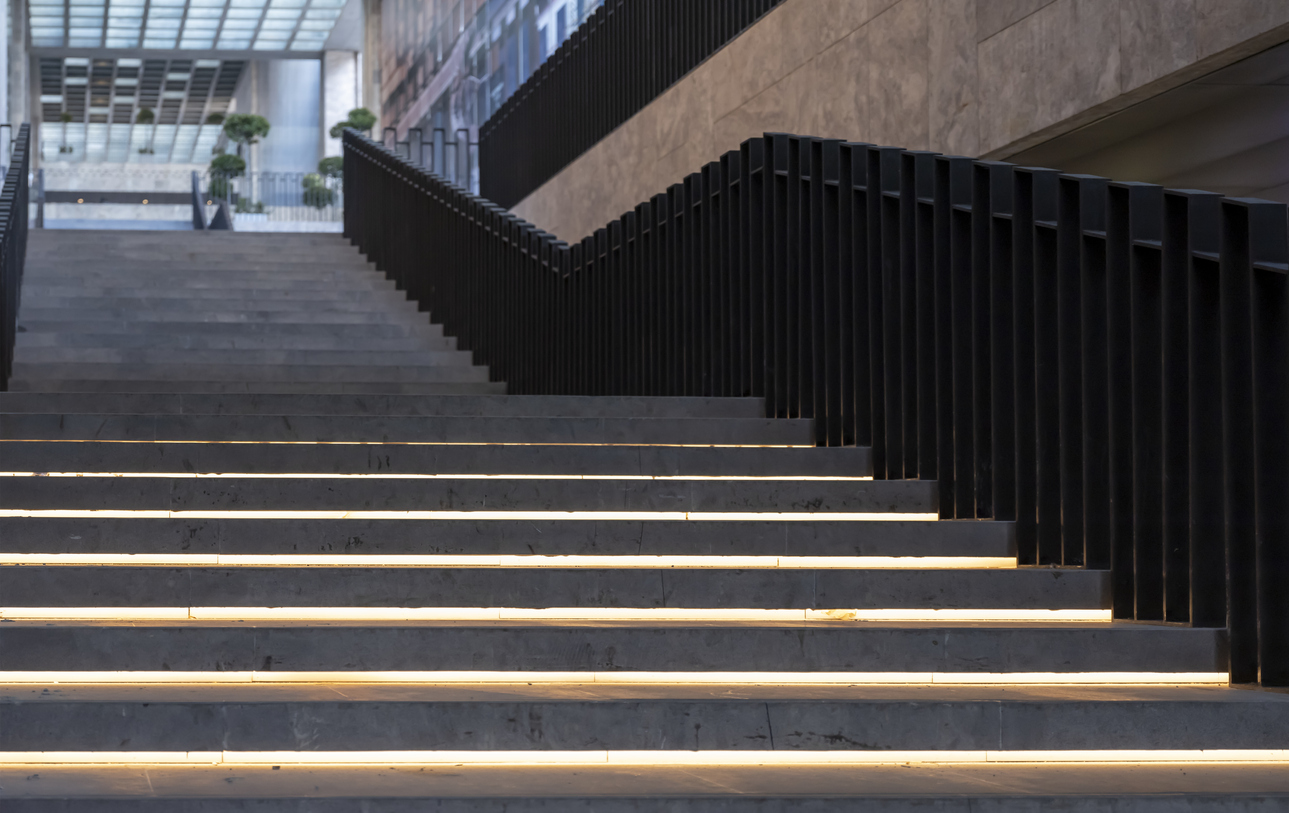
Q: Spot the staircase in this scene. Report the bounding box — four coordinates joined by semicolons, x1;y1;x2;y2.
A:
7;230;502;394
1;231;1288;810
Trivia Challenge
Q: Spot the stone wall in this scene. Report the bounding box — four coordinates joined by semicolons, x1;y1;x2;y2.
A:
511;0;1289;243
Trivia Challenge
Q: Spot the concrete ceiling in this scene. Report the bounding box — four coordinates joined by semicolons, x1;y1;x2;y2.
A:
1006;41;1289;204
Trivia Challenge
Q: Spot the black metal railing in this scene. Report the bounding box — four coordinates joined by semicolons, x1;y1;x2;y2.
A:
382;127;478;194
0;124;31;391
479;0;784;209
344;129;1289;688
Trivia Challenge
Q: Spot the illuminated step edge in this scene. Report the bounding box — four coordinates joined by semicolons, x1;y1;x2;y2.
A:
0;750;1281;766
2;440;814;448
0;510;941;522
0;472;874;482
0;554;1014;570
0;670;1230;686
0;607;1113;624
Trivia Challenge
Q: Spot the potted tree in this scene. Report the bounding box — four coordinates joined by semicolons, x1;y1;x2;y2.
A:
136;107;155;154
328;107;377;139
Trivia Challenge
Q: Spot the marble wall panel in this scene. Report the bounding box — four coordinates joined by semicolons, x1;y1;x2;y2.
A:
864;0;930;150
977;0;1058;41
929;0;980;157
809;26;869;142
1121;0;1197;92
978;0;1122;154
711;0;852;121
1196;0;1289;60
512;0;1289;244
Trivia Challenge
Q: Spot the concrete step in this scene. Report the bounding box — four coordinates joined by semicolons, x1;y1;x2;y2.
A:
0;625;1224;672
12;348;476;368
0;566;1104;610
23;261;383;277
5;380;508;395
0;413;813;444
0;393;770;418
20;276;399;293
2;769;1287;808
8;363;490;384
19;297;426;316
0;517;1010;557
0;476;933;514
31;229;352;243
14;332;456;352
15;320;444;339
6;691;1288;751
22;263;385;278
17;309;435;327
0;438;867;475
20;286;409;304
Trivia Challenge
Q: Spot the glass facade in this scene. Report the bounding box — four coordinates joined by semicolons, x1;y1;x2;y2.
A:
380;0;601;137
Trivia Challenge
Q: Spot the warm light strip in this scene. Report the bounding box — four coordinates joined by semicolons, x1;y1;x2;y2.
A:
0;472;873;481
0;670;1229;686
0;607;1112;623
0;554;1014;570
0;749;1282;766
2;440;814;448
0;510;941;522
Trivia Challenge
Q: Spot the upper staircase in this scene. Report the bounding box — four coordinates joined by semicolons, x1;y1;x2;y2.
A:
0;229;1287;811
8;230;502;394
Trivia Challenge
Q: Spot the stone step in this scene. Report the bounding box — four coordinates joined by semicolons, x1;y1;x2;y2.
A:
23;264;386;280
0;393;770;418
5;691;1287;752
5;379;508;395
0;438;866;475
2;767;1286;808
0;413;813;444
8;363;490;384
0;517;1009;557
18;308;434;326
20;296;426;316
15;320;443;339
0;476;932;514
33;230;358;243
0;566;1104;610
14;332;456;352
23;263;384;277
20;276;398;293
20;286;408;303
12;348;476;368
0;625;1224;672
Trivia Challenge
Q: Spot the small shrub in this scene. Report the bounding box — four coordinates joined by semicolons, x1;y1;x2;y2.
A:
302;173;334;209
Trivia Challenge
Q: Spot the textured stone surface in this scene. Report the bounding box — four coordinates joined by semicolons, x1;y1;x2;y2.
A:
511;0;1289;244
12;230;497;396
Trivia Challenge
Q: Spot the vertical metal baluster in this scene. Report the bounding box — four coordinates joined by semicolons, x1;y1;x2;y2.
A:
908;151;938;475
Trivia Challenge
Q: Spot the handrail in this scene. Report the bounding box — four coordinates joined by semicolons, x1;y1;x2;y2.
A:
345;127;1289;689
479;0;785;209
0;124;31;391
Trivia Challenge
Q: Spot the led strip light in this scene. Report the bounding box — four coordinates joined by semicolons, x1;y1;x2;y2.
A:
0;510;941;521
0;607;1113;624
0;440;815;448
0;750;1282;766
1;472;874;481
0;554;1015;569
0;670;1230;686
